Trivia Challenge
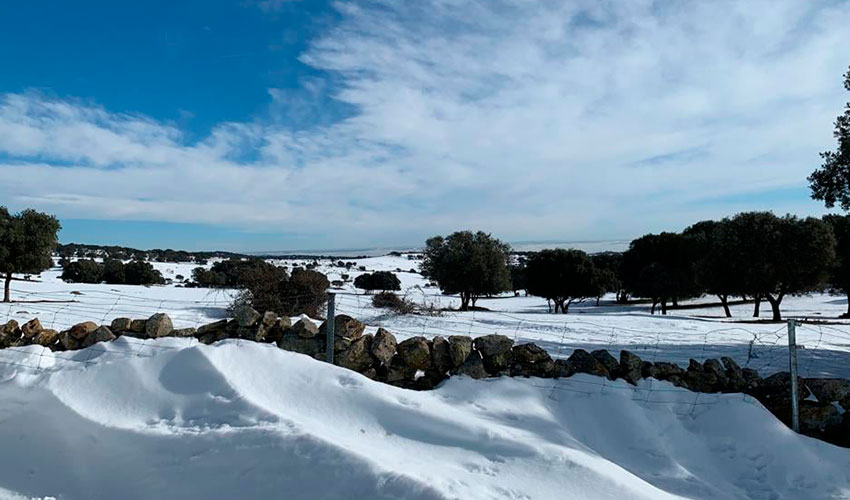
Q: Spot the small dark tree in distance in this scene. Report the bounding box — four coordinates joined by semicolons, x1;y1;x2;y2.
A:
0;208;61;301
809;64;850;209
421;231;511;310
60;259;104;284
525;249;597;313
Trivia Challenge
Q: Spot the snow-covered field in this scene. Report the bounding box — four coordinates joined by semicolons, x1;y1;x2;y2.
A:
2;255;850;499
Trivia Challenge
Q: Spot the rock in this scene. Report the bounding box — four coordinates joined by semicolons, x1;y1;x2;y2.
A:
254;311;279;342
0;320;20;347
563;349;609;378
742;368;762;389
110;317;132;332
804;378;850;404
482;351;512;375
385;355;416;384
145;313;173;338
447;335;473;368
619;350;643;385
235;306;261;328
172;327;197;338
799;402;843;436
336;334;375;372
68;321;98;340
291;318;319;339
370;328;397;365
262;317;290;344
59;331;80;351
685;370;718;393
320;314;365;340
82;326;116;348
510;343;554;377
277;331;325;359
641;361;655;379
473;334;513;357
129;319;147;335
21;318;43;338
747;371;810;409
721;357;747;392
703;359;728;390
33;329;58;347
652;362;685;380
196;319;228;336
451;352;488;379
198;330;229;345
688;359;703;372
431;336;453;374
591;350;619;380
396;336;431;371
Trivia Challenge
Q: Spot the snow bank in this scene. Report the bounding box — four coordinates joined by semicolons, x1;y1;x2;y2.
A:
0;340;848;499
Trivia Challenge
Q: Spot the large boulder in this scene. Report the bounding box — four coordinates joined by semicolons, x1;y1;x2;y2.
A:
396;336;431;371
82;326;116;348
385;355;417;386
277;332;325;359
370;328;397;365
591;350;619;380
253;311;279;342
721;357;747;392
196;319;228;336
473;334;513;357
336;334;375;373
320;314;365;340
33;329;59;347
702;359;728;389
145;313;173;338
59;331;80;351
68;321;98;340
127;319;147;337
291;318;319;339
804;378;850;404
21;318;43;338
172;328;197;338
0;320;21;347
619;350;643;385
447;335;473;368
234;306;261;328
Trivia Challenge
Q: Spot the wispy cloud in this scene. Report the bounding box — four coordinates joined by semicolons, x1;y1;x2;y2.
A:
2;0;849;249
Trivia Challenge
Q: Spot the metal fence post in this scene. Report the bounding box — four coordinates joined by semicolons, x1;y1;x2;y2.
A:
788;319;800;433
326;292;335;364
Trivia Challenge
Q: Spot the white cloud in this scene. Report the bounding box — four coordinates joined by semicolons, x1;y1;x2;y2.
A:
2;0;850;249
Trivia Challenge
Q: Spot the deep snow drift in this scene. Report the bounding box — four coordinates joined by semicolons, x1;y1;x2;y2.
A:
0;339;848;500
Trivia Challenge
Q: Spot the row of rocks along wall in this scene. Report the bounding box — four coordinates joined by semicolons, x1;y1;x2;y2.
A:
1;306;848;447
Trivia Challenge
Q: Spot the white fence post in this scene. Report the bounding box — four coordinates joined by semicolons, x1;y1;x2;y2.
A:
788;319;800;433
326;292;336;364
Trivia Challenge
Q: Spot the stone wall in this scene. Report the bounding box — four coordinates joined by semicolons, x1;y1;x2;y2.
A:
1;306;848;448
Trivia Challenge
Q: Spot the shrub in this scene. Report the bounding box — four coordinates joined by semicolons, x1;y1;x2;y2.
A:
233;266;330;318
354;271;401;292
124;261;166;285
371;291;414;314
102;259;126;284
60;259;103;284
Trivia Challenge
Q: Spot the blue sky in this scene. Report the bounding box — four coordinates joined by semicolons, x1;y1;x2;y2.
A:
1;0;849;251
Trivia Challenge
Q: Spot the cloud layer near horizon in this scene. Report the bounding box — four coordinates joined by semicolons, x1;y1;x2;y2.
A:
2;0;849;248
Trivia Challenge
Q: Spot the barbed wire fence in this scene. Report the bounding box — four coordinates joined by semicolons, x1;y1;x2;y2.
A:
2;283;850;429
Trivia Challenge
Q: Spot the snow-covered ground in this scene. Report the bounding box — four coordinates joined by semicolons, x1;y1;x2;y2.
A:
2;255;850;499
0;339;849;500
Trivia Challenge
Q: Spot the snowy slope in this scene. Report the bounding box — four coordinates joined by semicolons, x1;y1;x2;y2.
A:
0;340;848;500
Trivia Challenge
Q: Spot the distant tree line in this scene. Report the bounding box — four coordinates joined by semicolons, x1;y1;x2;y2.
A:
60;258;166;286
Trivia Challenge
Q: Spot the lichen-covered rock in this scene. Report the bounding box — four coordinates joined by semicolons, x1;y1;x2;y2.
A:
145;313;173;338
291;318;319;339
563;349;609;378
198;330;229;345
59;331;80;351
703;359;728;389
652;362;685;380
320;314;365;340
128;319;147;337
110;317;132;332
804;378;850;404
396;336;431;371
510;343;554;377
277;331;325;359
370;328;397;365
235;306;262;328
619;350;643;385
447;335;473;368
0;320;20;347
385;355;416;384
21;318;43;338
172;327;197;338
196;319;228;336
336;334;375;372
721;357;747;392
591;350;619;380
252;311;278;342
473;334;513;357
68;321;98;340
482;351;512;375
82;326;116;348
34;329;58;347
430;336;453;374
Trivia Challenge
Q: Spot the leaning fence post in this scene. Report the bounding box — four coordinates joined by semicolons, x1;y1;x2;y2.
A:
326;291;336;364
787;319;800;433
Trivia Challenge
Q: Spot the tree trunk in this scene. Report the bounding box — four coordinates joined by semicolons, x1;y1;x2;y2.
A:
460;292;470;311
846;294;850;315
718;294;732;318
3;273;10;303
661;299;668;315
765;293;783;321
753;294;761;318
596;296;600;306
563;300;571;314
672;297;678;308
650;300;657;315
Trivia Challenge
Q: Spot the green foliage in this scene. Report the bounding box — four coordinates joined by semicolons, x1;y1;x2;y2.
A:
192;258;276;288
60;259;104;284
102;259;126;284
621;232;700;314
124;261;166;286
525;249;597;313
590;252;625;302
234;266;329;318
421;231;511;310
371;291;414;314
823;214;850;315
509;262;527;295
809;64;850;209
353;271;401;292
0;208;61;301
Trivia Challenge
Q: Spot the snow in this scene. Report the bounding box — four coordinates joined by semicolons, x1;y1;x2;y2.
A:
2;255;850;498
0;340;848;500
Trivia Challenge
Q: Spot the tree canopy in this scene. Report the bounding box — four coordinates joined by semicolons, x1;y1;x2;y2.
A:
621;232;699;314
421;231;511;310
525;249;597;313
809;64;850;209
353;271;401;292
0;208;61;302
